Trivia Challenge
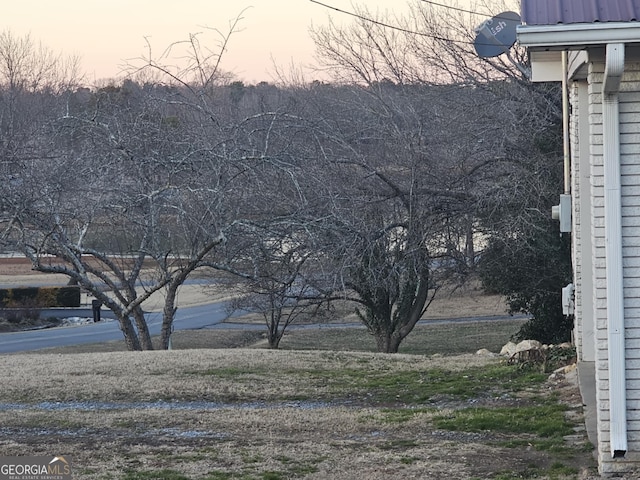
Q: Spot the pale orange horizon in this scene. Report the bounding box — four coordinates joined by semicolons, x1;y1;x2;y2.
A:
3;0;500;85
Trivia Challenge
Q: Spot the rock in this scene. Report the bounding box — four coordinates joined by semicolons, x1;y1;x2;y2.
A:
475;348;494;357
553;363;577;375
515;339;542;353
500;341;517;356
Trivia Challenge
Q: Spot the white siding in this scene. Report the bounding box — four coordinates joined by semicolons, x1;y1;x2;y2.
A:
572;80;584;358
588;53;640;474
572;79;595;362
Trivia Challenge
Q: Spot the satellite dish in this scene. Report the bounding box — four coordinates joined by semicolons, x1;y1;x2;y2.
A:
473;11;521;58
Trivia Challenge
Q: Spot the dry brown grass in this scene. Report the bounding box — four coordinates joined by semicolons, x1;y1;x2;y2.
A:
228;281;508;325
0;406;537;479
0;348;598;479
0;350;497;403
0;261;600;479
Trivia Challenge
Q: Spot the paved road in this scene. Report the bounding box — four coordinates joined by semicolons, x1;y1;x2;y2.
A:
0;299;525;354
0;302;235;354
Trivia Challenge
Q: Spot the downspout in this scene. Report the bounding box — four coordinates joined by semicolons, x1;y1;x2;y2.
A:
603;42;627;458
562;50;571;195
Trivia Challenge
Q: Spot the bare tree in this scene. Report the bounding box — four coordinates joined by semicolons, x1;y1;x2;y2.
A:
309;0;568;346
3;77;233;350
226;221;326;349
286;82;463;353
3;14;257;350
311;0;526;85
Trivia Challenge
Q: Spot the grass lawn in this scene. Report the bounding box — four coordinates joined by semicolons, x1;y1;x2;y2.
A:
0;317;600;480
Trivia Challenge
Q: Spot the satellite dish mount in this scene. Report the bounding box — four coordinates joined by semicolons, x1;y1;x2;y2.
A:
473;11;520;58
473;11;529;77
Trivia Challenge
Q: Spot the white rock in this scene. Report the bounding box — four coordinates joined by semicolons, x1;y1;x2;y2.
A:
475;348;493;356
500;341;517;356
515;339;542;353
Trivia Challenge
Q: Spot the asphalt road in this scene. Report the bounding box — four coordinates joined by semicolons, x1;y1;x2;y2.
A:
0;302;235;354
0;300;524;354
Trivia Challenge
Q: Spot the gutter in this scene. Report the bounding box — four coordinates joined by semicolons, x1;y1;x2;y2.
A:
518;23;640;50
602;42;627;458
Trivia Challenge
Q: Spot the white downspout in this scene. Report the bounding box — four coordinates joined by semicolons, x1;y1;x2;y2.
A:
562;50;571;195
603;42;627;458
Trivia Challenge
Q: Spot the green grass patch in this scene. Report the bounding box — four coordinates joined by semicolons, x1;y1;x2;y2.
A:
399;456;420;465
548;462;579;477
239;450;264;464
274;455;322;475
434;403;572;437
350;364;545;404
189;362;548;405
499;437;579;454
434;403;575;452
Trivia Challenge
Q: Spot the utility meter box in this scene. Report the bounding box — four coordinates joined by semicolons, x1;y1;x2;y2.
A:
551;194;572;233
562;283;575;316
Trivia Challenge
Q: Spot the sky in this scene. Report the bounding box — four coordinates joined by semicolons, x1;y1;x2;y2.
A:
3;0;491;85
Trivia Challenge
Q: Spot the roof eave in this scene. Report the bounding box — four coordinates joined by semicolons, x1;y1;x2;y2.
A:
517;22;640;50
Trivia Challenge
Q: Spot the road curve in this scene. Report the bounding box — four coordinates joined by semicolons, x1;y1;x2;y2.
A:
0;302;524;354
0;302;233;354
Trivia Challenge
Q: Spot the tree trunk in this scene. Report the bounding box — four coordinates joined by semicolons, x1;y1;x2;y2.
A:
465;218;475;268
267;333;282;349
266;326;282;349
160;281;180;350
132;306;153;350
117;315;142;351
387;336;402;354
374;331;402;354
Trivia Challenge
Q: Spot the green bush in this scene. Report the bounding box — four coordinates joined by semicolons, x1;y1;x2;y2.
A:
0;286;80;308
51;286;81;307
478;222;573;344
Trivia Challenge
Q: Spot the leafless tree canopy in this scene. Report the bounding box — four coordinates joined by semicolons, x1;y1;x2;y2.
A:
0;1;564;352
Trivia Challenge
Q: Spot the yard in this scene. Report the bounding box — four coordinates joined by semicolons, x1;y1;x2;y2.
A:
0;259;603;479
0;324;601;480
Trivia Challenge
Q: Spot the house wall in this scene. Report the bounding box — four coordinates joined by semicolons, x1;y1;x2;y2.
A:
571;79;596;363
587;48;640;474
571;79;582;356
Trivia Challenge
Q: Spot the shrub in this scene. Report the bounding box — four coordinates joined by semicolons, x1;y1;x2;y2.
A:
0;286;80;308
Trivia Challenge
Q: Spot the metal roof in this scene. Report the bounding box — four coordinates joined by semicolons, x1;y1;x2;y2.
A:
521;0;640;26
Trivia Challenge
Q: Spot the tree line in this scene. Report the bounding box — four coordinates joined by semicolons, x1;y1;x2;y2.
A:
0;1;572;352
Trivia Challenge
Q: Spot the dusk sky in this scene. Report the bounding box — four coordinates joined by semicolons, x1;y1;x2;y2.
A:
4;0;494;84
